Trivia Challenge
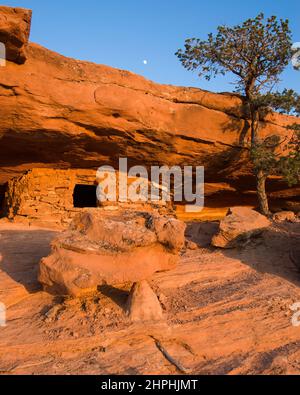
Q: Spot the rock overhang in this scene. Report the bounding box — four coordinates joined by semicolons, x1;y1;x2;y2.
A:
0;5;299;199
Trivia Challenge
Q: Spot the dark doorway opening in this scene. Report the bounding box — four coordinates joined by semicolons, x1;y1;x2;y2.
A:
73;184;97;208
0;183;7;217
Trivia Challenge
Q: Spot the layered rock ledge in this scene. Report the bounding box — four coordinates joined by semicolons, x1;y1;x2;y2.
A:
0;5;299;197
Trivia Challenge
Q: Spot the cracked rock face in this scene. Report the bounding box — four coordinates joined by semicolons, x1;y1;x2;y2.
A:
38;209;186;296
0;6;299;189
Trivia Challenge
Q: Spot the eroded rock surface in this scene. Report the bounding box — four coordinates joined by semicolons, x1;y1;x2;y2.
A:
211;207;271;248
1;221;300;374
0;6;31;64
0;6;299;195
39;209;186;296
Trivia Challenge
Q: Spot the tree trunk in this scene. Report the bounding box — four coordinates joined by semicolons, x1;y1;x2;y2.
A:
246;92;270;216
250;104;259;145
256;170;270;216
248;98;270;216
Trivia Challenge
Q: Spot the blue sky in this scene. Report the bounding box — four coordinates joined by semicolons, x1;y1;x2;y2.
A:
3;0;300;92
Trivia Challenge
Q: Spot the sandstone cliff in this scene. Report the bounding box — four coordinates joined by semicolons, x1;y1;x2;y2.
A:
0;6;299;195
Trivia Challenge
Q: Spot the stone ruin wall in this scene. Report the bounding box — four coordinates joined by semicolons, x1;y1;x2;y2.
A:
3;168;98;227
2;168;172;228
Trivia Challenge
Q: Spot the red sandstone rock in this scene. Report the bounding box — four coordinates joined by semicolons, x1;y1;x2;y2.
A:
2;220;300;374
273;211;297;223
0;6;31;64
0;6;299;192
147;215;187;252
185;240;198;250
39;209;186;296
126;280;164;322
211;207;271;248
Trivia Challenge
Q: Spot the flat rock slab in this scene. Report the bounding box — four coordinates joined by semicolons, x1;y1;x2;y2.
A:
39;209;186;296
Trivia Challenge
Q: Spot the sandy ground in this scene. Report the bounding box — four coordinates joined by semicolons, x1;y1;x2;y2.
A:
0;220;300;375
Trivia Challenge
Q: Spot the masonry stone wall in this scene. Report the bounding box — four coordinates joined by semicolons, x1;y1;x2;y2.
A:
3;168;171;228
4;168;98;227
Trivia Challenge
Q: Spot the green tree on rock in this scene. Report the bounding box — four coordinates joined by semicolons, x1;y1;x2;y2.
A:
176;13;299;215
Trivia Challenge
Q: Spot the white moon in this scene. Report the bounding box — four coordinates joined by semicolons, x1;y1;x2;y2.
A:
143;60;148;65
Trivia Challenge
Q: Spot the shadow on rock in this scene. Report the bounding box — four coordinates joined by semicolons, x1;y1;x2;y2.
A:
221;222;300;287
0;229;59;293
98;284;130;310
185;221;219;248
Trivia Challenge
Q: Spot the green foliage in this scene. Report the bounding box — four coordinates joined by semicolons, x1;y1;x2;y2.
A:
176;13;292;96
279;130;300;185
256;89;300;115
250;136;280;175
250;131;300;186
250;97;300;185
176;13;299;213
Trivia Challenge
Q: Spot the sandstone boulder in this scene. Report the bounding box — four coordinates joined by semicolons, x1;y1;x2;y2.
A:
273;211;297;223
146;215;187;253
126;280;163;322
211;207;271;248
185;240;198;250
39;209;186;296
0;6;31;64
